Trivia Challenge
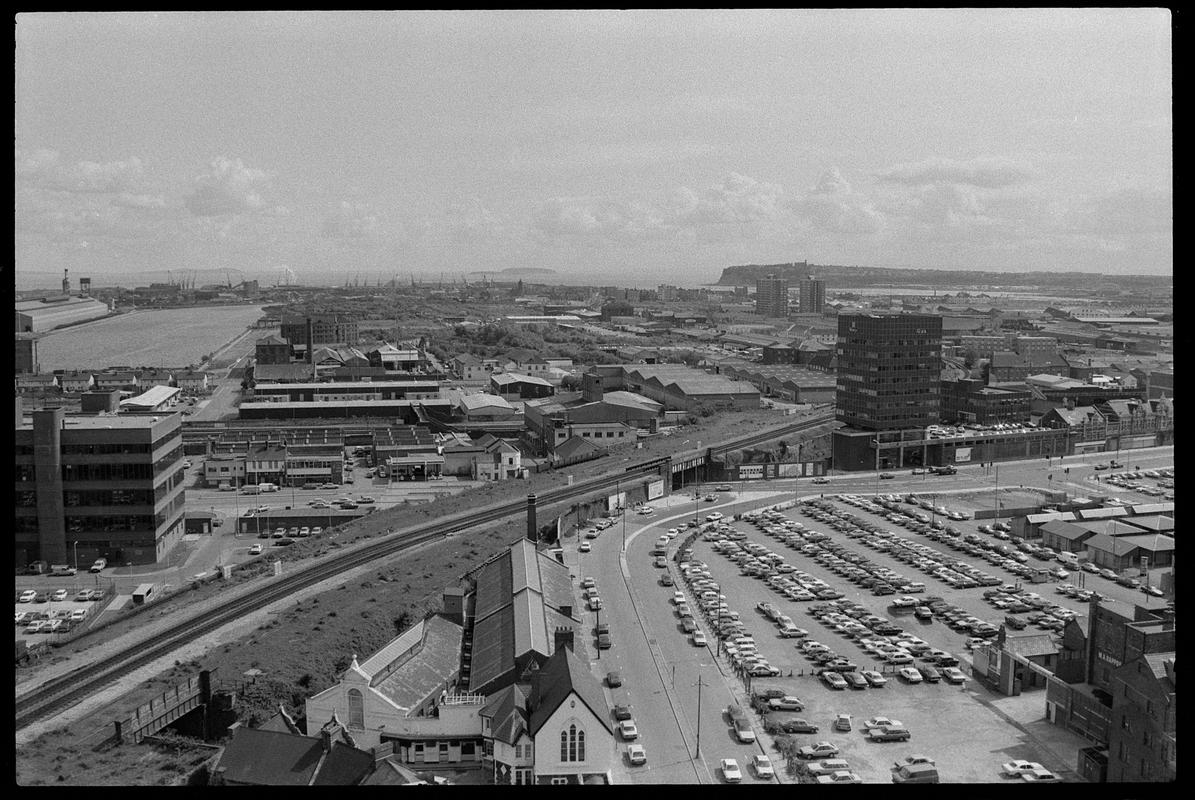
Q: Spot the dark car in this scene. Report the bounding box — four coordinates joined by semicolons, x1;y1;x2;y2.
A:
595;622;610;636
613;704;633;721
778;718;820;734
660;573;674;586
606;671;623;688
843;672;869;690
920;665;942;683
597;633;613;649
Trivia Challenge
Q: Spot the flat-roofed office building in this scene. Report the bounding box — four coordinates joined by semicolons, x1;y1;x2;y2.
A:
836;313;943;431
14;407;186;567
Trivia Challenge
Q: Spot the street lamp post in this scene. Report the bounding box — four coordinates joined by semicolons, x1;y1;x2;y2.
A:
693;675;707;759
73;540;78;573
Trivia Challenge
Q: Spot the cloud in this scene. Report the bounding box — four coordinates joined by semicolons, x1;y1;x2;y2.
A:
446;196;507;243
322;201;382;241
533;172;785;242
876;156;1032;188
15;148;148;194
788;168;886;235
184;157;270;216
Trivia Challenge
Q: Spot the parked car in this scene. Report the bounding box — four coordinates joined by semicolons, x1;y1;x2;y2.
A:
805;759;851;776
1020;768;1061;782
626;744;647;766
618;719;639;740
821;671;848;690
720;758;742;783
834;713;853;732
18;590;36;603
860;670;888;687
90;558;107;573
797;742;841;760
752;754;775;778
606;671;622;688
817;771;864;784
778;718;819;734
249;543;264;555
898;667;924;683
1002;760;1046;777
613;704;633;721
51;589;69;602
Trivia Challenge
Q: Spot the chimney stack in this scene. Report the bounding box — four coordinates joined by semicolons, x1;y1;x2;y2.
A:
526;494;537;542
553;626;575;653
306;318;314;364
321;728;333;753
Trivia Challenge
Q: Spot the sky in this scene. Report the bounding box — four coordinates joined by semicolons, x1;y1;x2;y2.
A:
15;10;1173;286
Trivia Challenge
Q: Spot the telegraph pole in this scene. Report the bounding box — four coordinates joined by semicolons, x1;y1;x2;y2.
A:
693;675;707;758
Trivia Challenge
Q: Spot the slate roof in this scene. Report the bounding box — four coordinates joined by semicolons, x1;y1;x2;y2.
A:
1143;653;1176;694
460;393;515;412
1003;633;1059;659
553;436;606;460
1038;520;1095;543
214;727;373;785
528;646;612;736
357;615;463;712
481;683;529;745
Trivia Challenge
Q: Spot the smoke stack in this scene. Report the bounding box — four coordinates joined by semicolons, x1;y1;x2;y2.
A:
526;494;537;542
306;318;313;365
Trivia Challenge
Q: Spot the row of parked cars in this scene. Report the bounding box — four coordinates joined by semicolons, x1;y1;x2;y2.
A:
18;587;104;604
678;547;783;679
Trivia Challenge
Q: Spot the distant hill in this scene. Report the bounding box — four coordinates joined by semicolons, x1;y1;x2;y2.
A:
716;262;1171;291
466;268;558;278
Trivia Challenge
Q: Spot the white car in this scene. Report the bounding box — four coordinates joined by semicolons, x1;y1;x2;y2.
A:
898;667;924;683
579;541;591;553
249;543;264;555
706;512;724;522
626;744;647;766
51;589;69;602
18;590;36;603
1021;768;1061;782
751;754;775;778
618;720;639;740
638;506;655;516
720;758;742;783
817;771;863;784
691;631;707;647
1002;760;1045;777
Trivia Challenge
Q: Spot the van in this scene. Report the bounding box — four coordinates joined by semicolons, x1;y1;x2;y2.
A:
241;485;261;495
905;582;926;593
892;764;939;784
258;483;279;493
1057;552;1079;568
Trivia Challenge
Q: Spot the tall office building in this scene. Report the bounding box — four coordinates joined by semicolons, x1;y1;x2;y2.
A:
835;313;943;431
15;407;186;567
755;274;789;317
799;275;826;313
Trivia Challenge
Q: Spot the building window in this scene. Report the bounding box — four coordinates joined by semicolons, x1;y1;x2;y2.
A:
461;742;475;757
560;730;568;762
483;740;493;757
551;777;568;785
346;688;365;729
560;723;584;762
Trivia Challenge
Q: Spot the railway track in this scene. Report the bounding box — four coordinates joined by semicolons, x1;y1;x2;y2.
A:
15;410;834;730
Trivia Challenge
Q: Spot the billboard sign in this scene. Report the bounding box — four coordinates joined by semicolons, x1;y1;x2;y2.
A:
608;492;626;512
647;479;664;500
738;465;764;480
955;447;972;463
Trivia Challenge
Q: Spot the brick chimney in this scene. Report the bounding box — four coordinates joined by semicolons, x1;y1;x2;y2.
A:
553;626;575;653
321;728;333;753
526;494;537;542
306;318;314;364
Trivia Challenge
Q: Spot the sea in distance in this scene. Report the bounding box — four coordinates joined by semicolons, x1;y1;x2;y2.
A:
36;305;266;371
